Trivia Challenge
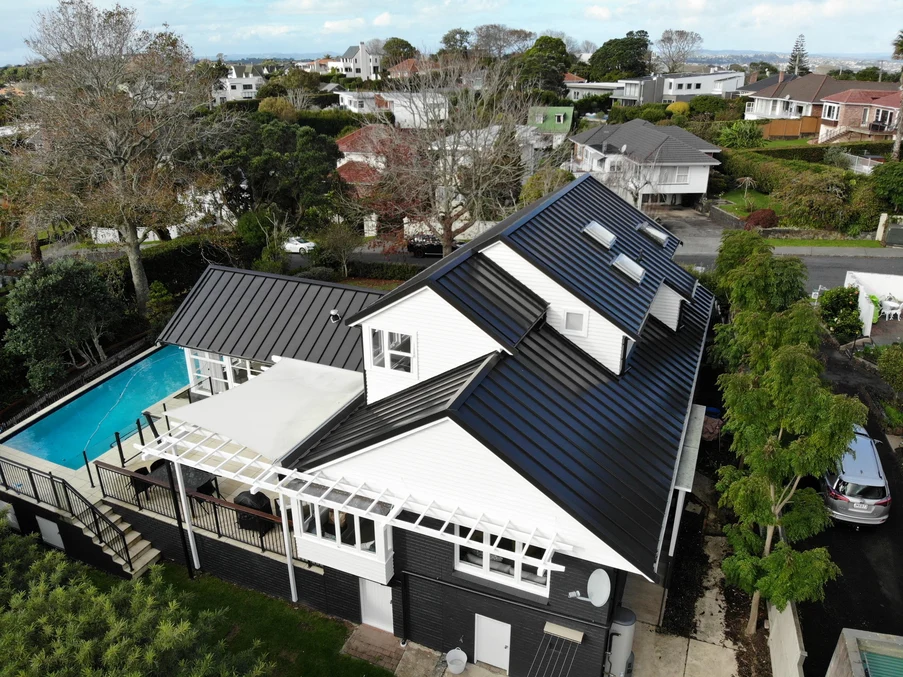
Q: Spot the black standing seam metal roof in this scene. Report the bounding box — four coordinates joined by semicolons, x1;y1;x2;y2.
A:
345;174;697;339
158;266;384;372
300;281;712;578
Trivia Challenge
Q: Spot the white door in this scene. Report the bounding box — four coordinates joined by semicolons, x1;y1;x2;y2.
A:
36;516;64;549
0;500;19;531
359;579;393;633
474;614;511;673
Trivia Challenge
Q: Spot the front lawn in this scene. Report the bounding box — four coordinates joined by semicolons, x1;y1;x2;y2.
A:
341;277;405;292
720;188;777;217
761;137;817;148
159;565;392;677
764;238;884;248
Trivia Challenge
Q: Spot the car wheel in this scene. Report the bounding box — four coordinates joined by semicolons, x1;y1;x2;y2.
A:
413;248;425;258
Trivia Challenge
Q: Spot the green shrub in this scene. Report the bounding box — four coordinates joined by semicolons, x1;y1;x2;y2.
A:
884;401;903;429
772;173;849;230
871;161;903;212
848;179;883;234
671;113;689;127
707;169;729;197
822;146;851;169
293;110;392;137
666;101;690;116
878;344;903;394
819;286;863;344
346;260;425;280
146;281;176;334
718;121;765;149
221;99;259;113
689;95;729;116
607;103;668;124
296;266;341;282
750;141;892;163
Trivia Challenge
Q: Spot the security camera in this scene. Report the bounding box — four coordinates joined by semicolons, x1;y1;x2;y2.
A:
329;309;342;324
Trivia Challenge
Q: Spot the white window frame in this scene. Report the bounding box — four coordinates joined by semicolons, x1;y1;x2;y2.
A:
823;104;839;121
454;525;551;596
367;327;416;376
862;107;870;125
659;165;690;185
299;501;385;558
561;308;589;338
555;113;564;124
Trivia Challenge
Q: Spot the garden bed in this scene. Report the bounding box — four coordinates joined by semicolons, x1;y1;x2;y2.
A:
720;189;778;218
659;498;708;636
724;584;772;677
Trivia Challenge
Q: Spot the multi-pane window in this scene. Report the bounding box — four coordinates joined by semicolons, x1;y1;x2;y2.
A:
695;83;701;89
301;502;378;553
823;104;839;121
370;328;414;373
455;526;550;594
659;165;690;184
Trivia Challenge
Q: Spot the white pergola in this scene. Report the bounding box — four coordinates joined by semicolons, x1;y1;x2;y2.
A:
137;419;574;602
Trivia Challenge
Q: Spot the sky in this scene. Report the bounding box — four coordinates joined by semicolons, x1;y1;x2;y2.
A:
1;0;897;66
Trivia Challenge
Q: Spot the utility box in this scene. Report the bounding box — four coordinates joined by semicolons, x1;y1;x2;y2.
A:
608;607;637;677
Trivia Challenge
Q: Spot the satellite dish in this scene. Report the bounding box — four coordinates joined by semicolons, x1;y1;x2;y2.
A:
587;569;612;608
620;144;628;153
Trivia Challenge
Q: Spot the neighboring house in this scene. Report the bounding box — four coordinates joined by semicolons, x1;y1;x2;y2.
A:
299;58;332;74
213;65;267;105
338;91;448;129
328;42;383;81
118;174;711;677
387;58;438;79
818;89;900;143
569;119;720;206
565;81;621;101
527;106;574;148
336;124;393;169
735;72;799;96
611;71;744;107
743;73;898;120
319;82;345;94
563;72;587;84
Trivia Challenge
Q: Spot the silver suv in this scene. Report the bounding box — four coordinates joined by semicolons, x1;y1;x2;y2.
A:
823;426;892;525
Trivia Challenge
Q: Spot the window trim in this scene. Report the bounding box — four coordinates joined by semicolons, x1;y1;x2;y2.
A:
368;327;416;376
822;104;838;121
561;308;589;338
454;525;551;596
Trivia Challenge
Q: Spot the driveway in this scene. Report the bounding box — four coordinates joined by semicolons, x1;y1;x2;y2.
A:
795;413;903;677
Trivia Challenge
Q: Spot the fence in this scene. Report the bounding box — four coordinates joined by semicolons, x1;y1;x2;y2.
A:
0;455;132;570
768;601;807;677
0;339;151;433
842;153;882;175
762;116;820;139
95;462;290;558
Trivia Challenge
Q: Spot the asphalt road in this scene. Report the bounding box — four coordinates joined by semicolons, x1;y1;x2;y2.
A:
674;254;903;292
795;412;903;677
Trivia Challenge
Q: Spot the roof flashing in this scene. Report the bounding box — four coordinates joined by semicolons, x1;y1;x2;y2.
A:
612;253;646;284
583;220;617;249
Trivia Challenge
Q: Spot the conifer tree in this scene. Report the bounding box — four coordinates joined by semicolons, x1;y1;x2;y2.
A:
789;34;811;75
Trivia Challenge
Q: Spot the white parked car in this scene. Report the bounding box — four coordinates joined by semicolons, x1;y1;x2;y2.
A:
283;237;316;254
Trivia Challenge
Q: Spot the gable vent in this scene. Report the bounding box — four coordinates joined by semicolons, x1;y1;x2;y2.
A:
638;222;669;246
583;220;617;249
612;253;645;284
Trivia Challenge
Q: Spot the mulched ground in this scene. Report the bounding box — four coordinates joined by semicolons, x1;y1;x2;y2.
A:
659;500;709;637
723;585;772;677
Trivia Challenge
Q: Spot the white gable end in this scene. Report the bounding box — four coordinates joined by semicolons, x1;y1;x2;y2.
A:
360;287;503;403
649;283;683;331
315;418;643;575
481;241;627;374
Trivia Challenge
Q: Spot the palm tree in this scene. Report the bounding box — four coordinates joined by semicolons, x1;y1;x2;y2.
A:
736;176;757;199
893;29;903;161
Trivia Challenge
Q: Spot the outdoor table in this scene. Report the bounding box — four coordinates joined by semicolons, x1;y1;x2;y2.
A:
148;464;219;495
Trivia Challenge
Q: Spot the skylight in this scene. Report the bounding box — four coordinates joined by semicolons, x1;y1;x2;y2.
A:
638;222;669;246
612;253;645;284
583;220;617;249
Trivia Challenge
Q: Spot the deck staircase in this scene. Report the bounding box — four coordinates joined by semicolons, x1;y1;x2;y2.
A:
0;455;159;578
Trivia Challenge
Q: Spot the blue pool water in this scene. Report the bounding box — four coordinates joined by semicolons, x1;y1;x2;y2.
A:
4;345;190;469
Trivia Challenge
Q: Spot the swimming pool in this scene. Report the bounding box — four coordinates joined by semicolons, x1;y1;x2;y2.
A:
3;345;190;469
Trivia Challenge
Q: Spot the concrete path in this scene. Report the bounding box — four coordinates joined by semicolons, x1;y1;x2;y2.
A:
677;240;903;258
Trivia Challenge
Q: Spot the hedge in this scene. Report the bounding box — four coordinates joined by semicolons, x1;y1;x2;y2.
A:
346;260;425;280
721;149;845;193
751;141;893;163
221;99;260;113
293;110;394;137
98;234;258;298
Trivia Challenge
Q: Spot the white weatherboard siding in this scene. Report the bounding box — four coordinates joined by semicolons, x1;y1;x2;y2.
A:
649;283;683;331
481;242;627;373
318;420;644;575
295;537;394;584
362;288;503;403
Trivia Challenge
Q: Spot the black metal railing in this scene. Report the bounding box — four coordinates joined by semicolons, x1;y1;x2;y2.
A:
0;455;133;570
96;462;289;557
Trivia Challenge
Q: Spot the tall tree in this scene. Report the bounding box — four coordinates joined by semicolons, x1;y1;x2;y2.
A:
587;31;651;81
21;0;231;314
519;36;571;93
541;30;581;57
789;34;811;75
440;28;471;56
892;29;903;161
717;344;865;634
382;37;417;67
655;29;703;73
472;24;536;59
750;61;778;78
351;57;534;255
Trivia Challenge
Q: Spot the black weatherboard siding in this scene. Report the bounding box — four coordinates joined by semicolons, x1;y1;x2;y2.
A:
159;266;383;371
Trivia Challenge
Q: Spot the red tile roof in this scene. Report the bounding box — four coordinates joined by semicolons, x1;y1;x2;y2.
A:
337;124;393;154
564;72;587;83
337;160;380;185
821;89;898;105
388;58;438;75
871;90;902;109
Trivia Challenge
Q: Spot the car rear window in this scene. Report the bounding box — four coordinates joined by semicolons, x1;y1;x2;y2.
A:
836;480;887;500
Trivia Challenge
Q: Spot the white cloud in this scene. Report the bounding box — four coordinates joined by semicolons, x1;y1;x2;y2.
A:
267;0;330;14
585;5;612;20
373;11;392;26
244;24;294;37
322;17;366;34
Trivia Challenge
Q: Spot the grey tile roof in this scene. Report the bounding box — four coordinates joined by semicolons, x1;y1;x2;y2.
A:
737;73;799;93
158;266;383;371
341;46;359;59
570;119;720;165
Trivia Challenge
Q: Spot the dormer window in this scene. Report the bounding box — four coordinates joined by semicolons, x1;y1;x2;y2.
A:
612;253;645;284
535;113;544;124
638;222;669;246
583;220;616;249
555;113;564;124
371;328;414;373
